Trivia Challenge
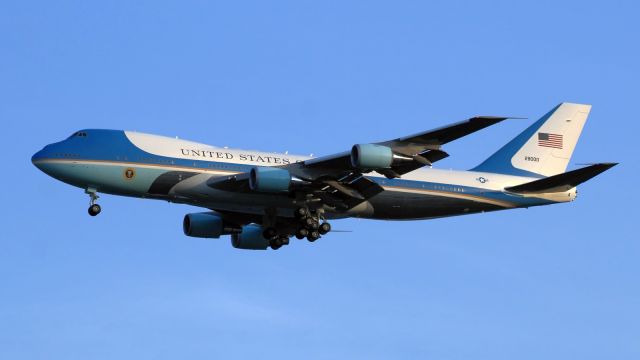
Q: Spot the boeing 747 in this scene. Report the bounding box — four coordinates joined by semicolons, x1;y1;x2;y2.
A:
32;103;616;250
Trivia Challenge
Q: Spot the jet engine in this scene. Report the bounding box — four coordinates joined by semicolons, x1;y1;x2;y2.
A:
351;143;403;169
231;224;270;250
183;212;240;238
249;167;291;192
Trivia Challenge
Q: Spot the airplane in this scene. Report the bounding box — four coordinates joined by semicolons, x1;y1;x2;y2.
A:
32;103;616;250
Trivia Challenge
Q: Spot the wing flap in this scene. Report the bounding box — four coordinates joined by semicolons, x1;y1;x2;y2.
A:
318;174;384;210
387;149;450;177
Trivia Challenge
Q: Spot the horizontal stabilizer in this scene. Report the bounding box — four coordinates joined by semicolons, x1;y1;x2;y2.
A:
505;163;617;194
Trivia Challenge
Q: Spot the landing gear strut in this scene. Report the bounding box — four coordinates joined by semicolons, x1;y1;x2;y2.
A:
85;188;101;216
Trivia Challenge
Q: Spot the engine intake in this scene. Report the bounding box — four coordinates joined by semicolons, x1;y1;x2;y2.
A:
231;225;270;250
183;212;239;238
249;167;291;192
351;144;394;169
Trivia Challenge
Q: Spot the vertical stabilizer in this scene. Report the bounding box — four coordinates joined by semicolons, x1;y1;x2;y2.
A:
473;103;591;177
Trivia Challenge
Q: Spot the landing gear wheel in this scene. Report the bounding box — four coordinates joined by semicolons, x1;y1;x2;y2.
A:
270;236;289;250
304;217;314;227
295;228;309;239
307;230;320;242
294;207;309;219
305;217;319;229
269;237;283;250
319;222;331;235
263;227;278;239
88;204;101;216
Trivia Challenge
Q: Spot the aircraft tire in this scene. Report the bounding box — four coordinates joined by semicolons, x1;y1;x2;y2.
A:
305;217;319;229
294;207;309;219
319;222;331;235
88;204;101;216
269;238;283;250
307;231;320;242
296;228;309;239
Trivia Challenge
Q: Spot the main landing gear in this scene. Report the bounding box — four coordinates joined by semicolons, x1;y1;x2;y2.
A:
294;207;331;243
261;207;332;250
85;188;101;216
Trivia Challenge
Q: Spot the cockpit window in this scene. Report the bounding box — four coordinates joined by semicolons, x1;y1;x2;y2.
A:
69;131;88;138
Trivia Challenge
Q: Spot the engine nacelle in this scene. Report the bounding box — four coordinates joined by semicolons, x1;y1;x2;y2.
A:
351;144;394;169
249;167;291;192
231;225;270;250
183;212;239;238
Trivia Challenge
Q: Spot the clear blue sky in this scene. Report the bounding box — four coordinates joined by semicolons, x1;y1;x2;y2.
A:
1;1;638;359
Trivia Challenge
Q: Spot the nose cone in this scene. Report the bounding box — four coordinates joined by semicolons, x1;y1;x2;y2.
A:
32;148;47;170
32;144;56;173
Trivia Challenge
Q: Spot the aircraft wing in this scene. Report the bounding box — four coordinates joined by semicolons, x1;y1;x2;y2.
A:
299;116;508;179
205;116;509;210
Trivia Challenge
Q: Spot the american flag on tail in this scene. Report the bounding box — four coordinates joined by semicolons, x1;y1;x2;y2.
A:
538;132;563;149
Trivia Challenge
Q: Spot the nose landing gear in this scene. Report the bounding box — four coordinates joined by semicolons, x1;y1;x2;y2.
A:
85;188;101;216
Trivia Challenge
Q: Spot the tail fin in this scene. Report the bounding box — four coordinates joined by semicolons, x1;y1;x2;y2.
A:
472;103;591;177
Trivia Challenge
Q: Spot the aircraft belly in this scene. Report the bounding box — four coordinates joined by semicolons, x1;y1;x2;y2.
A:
170;177;504;220
367;189;503;220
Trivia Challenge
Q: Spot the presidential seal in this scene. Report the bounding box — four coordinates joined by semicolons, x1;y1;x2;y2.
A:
123;167;136;180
